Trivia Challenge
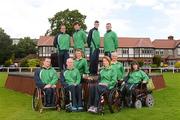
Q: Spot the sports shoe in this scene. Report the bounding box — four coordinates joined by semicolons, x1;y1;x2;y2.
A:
88;106;94;112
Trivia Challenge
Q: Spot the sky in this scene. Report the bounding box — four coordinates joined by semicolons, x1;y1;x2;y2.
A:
0;0;180;40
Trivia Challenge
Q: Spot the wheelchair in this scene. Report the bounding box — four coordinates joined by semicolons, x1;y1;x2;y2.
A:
32;87;61;113
122;82;154;109
96;84;123;115
59;85;85;112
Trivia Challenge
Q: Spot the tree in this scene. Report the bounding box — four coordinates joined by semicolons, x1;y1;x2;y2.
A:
46;9;87;36
14;37;37;58
0;27;12;65
153;55;161;67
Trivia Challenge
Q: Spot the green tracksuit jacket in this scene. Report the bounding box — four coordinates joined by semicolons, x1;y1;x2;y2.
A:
63;68;81;85
99;66;117;89
127;70;149;84
74;58;89;75
73;29;87;51
40;67;58;85
111;61;125;80
104;30;118;52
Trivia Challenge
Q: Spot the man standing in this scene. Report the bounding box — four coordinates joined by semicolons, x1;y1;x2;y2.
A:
104;23;118;58
53;25;71;71
73;21;87;53
87;20;100;75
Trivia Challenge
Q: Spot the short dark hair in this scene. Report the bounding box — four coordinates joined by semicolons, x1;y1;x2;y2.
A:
73;21;80;26
94;20;99;23
106;23;111;25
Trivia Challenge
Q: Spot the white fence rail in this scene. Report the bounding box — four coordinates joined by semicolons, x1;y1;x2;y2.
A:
0;67;180;74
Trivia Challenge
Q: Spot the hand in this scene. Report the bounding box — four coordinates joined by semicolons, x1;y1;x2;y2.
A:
99;83;108;86
121;81;125;85
142;80;147;83
51;85;56;88
44;84;51;89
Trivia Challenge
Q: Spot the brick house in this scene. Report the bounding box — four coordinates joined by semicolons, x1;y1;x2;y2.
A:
37;35;180;67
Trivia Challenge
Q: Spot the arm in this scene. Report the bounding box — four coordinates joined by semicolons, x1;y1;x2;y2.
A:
140;70;149;82
87;29;93;47
84;59;90;74
120;64;125;80
75;69;81;85
82;30;87;44
53;34;59;48
34;68;45;88
60;70;68;87
109;69;117;88
49;69;59;85
113;32;118;50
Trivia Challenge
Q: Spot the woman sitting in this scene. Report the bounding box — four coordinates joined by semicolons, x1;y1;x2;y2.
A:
88;56;117;113
122;61;149;105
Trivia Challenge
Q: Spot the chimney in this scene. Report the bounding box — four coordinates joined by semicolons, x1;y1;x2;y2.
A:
168;35;174;40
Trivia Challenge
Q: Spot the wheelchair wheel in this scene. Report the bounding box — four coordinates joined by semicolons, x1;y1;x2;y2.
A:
59;88;66;109
134;99;142;109
108;88;121;113
32;88;43;111
145;94;154;107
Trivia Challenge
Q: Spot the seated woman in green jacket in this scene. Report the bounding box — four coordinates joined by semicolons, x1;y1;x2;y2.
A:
74;49;89;76
88;56;117;113
122;61;149;105
60;58;83;111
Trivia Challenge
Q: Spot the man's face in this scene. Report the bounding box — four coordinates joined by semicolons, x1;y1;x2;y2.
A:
94;22;99;29
60;26;66;33
43;58;51;68
74;24;80;30
106;24;112;31
67;59;74;69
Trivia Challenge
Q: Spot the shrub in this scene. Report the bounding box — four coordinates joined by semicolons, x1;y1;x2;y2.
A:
174;61;180;68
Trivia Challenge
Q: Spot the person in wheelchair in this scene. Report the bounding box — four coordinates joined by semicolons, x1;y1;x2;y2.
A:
34;58;58;107
88;56;117;113
111;52;125;82
121;61;149;107
60;58;83;111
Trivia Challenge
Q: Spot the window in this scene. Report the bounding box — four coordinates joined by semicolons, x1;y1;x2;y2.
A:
160;50;164;55
168;49;173;55
122;48;128;54
178;48;180;55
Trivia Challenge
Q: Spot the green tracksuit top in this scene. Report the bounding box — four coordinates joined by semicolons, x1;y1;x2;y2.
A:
127;70;149;84
111;61;125;80
99;66;117;89
104;30;118;52
64;68;81;85
73;29;87;51
40;67;58;85
57;33;71;50
74;58;89;75
91;29;100;52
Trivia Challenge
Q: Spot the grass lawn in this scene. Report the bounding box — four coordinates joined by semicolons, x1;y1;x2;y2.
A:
0;72;180;120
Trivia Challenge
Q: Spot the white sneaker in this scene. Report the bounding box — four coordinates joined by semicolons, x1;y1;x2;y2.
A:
91;107;98;113
88;106;94;112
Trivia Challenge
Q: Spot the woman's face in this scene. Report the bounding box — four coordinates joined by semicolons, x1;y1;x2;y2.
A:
75;51;82;59
103;58;110;67
132;64;138;70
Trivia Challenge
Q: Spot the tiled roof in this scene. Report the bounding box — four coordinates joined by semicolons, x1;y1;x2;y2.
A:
152;39;180;49
38;36;154;48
